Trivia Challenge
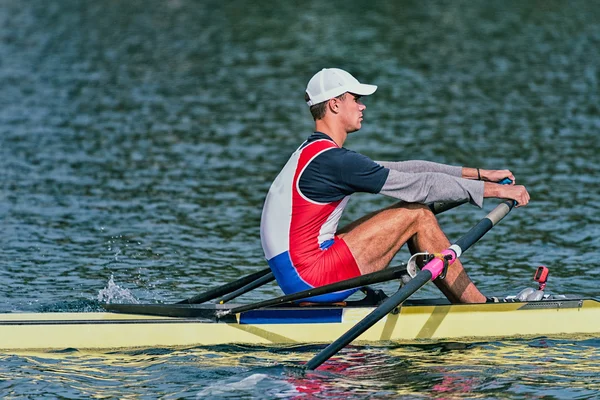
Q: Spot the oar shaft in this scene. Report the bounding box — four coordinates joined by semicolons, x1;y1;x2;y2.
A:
304;269;433;370
223;265;409;316
218;272;275;304
177;267;271;304
428;199;468;215
452;200;514;257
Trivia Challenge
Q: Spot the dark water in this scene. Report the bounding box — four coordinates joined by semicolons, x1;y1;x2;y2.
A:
1;0;600;398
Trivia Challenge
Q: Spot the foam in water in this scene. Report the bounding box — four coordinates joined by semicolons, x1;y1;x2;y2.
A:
196;373;298;398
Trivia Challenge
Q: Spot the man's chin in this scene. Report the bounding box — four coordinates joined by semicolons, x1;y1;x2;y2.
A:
347;123;362;133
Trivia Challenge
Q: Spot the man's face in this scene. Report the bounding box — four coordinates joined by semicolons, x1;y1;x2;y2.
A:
337;93;366;133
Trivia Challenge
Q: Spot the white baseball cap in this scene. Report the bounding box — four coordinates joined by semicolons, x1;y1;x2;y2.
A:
305;68;377;106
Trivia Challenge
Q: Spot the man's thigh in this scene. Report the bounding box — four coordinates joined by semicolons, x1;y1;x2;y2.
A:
337;202;432;274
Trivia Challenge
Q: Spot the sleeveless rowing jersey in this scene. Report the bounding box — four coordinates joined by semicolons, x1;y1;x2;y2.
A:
260;132;389;302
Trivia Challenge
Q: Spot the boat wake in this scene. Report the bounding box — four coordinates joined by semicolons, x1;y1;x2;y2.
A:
195;371;298;398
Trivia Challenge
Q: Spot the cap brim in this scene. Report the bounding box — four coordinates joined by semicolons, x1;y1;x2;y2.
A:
306;83;378;106
347;83;377;96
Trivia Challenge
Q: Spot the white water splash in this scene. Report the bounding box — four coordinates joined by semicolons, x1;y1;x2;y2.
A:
97;275;140;304
196;374;298;398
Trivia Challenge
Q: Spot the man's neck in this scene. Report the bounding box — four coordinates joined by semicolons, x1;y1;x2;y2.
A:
314;120;347;147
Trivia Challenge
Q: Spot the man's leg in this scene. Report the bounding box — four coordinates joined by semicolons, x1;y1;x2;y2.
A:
337;202;486;303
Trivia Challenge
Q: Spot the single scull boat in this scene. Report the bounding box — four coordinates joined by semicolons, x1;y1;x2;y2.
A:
0;297;597;351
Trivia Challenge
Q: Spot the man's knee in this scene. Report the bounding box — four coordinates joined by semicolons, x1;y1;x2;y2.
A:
388;202;436;225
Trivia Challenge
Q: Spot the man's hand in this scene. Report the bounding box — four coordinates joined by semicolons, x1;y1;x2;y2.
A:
480;169;515;183
484;182;530;207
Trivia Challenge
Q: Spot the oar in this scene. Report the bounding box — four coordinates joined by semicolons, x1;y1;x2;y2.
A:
217;265;411;317
303;199;515;370
428;199;468;215
177;267;272;304
217;272;276;304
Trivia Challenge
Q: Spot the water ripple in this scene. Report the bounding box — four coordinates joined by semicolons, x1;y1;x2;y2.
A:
1;0;599;398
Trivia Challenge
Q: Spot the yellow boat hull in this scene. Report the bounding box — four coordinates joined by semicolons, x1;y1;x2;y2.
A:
1;299;598;351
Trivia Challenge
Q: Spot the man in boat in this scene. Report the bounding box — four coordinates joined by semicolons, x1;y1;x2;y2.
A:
260;68;530;304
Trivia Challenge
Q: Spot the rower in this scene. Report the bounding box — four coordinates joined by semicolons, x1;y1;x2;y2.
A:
260;67;531;305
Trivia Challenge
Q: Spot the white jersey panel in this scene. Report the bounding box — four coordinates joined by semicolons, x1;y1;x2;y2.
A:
260;152;299;260
317;196;350;244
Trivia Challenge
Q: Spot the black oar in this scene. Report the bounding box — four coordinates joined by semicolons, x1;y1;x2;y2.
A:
428;199;468;215
217;272;276;304
177;267;272;304
217;265;411;317
303;199;515;370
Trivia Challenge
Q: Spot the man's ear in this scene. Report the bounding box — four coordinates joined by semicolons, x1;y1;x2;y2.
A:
327;98;339;114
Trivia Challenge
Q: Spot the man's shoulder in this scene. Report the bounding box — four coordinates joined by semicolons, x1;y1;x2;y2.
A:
306;131;335;143
312;147;383;177
300;132;336;151
312;146;350;164
339;147;379;166
301;133;382;170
